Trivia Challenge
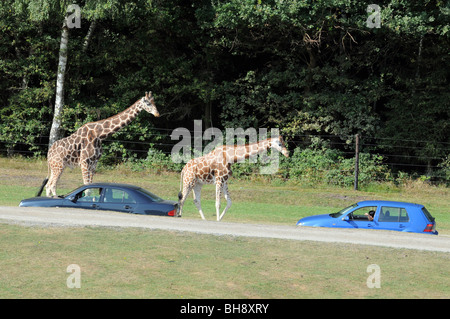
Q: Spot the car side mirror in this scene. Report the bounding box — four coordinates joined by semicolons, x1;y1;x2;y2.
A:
342;215;350;221
67;195;77;203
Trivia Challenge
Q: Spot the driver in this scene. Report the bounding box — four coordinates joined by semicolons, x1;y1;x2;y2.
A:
365;210;375;221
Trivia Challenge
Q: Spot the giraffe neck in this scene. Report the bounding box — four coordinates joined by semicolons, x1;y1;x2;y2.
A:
225;138;272;163
94;99;144;140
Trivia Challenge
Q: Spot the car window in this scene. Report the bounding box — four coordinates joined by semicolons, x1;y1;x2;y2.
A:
123;191;136;203
104;188;136;204
379;206;409;222
421;207;435;222
349;206;377;220
76;188;103;202
137;188;164;202
330;203;357;218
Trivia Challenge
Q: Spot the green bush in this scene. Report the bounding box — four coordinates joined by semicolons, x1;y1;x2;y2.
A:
280;147;391;187
126;146;184;174
122;145;399;188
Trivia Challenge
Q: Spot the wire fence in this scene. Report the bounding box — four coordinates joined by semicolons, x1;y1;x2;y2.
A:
1;127;449;184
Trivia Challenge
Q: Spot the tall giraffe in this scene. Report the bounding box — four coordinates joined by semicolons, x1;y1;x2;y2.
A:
38;92;160;197
177;135;289;221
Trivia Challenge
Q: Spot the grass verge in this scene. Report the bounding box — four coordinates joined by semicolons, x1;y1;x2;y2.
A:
0;224;449;299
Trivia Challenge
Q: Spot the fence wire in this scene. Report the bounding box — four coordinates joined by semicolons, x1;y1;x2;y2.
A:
1;127;449;182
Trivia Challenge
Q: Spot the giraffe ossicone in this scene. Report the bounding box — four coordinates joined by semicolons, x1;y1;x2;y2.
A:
38;91;160;197
177;136;289;221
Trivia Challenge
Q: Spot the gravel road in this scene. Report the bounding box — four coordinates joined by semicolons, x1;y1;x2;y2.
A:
1;206;449;253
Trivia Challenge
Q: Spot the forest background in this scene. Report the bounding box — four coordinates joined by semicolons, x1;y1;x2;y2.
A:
1;0;449;187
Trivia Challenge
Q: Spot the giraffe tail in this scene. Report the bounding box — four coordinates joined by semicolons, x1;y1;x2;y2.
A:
36;178;49;197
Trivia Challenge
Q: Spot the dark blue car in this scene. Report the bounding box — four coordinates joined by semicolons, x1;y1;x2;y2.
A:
19;183;177;217
296;200;438;235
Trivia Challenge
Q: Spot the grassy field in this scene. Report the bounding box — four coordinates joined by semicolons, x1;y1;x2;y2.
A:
0;156;449;298
1;224;449;299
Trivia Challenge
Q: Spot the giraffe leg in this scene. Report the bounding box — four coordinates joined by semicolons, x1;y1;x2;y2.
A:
218;182;232;221
193;183;206;220
177;183;193;218
80;161;89;185
87;161;98;184
46;166;64;197
215;181;223;221
81;160;97;185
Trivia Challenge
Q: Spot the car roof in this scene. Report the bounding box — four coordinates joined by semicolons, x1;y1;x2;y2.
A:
356;200;423;208
85;183;142;190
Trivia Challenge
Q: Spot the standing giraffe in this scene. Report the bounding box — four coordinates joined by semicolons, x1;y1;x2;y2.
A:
177;135;289;221
38;91;160;197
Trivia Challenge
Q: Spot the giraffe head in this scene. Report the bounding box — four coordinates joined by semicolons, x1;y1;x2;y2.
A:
271;135;289;157
141;91;160;117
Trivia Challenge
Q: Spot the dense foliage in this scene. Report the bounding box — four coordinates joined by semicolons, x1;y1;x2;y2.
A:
0;0;449;183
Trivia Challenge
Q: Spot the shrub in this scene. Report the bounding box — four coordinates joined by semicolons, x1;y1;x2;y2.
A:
281;147;391;187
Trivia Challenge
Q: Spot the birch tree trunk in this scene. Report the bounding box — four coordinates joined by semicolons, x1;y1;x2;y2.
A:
83;20;96;52
48;24;69;148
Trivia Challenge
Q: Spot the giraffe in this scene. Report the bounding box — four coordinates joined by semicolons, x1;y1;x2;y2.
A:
177;135;289;221
38;91;160;197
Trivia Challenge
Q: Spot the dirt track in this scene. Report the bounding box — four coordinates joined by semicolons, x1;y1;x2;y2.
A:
0;206;449;253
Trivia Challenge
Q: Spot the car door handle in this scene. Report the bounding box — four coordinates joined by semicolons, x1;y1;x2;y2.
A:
91;204;98;209
124;205;132;209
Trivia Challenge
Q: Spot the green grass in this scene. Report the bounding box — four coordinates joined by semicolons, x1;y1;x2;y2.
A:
0;224;449;299
0;156;449;299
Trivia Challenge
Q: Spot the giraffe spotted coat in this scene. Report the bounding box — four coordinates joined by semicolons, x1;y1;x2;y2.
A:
42;92;159;197
177;136;289;221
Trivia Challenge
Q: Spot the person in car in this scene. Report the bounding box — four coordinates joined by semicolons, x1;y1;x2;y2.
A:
365;210;375;221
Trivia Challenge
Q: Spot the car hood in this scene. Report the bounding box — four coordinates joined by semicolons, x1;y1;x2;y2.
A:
296;214;335;226
19;196;65;206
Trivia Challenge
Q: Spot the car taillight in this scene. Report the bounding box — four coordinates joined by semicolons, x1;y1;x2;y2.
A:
424;224;434;232
167;209;175;217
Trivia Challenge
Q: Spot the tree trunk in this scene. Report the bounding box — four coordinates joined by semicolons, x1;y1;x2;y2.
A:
83;20;96;52
305;45;316;94
49;24;69;148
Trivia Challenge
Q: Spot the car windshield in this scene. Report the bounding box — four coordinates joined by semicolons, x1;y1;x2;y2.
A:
62;187;85;199
329;203;358;218
137;188;164;202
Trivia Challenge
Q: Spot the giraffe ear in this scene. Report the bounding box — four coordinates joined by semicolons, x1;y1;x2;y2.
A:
145;92;149;99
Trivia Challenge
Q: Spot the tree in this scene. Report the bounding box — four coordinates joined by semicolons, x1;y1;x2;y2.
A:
1;0;448;180
49;0;120;147
49;6;71;147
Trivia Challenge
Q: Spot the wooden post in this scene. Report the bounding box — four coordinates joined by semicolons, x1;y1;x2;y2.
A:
354;134;360;191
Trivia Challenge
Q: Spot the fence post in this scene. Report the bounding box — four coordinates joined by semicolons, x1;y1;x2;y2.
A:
354;134;360;190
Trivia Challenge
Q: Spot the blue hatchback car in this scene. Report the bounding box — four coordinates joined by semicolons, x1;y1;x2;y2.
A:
296;200;438;235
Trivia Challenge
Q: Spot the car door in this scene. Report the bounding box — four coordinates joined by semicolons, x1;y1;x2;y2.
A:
98;187;137;213
377;206;410;231
63;186;104;210
337;206;378;229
